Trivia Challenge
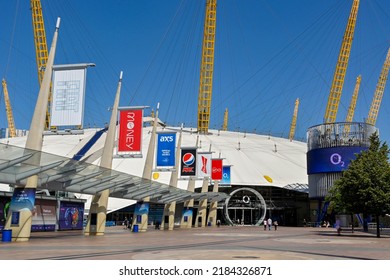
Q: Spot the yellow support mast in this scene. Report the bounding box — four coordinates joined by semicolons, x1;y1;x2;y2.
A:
289;98;299;141
1;79;17;137
343;75;361;135
30;0;52;130
222;108;228;131
323;0;359;124
345;75;361;123
197;0;217;134
366;47;390;126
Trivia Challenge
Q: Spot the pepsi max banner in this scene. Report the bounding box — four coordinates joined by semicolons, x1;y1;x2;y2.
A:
220;165;231;186
211;158;223;180
156;132;176;168
197;152;212;178
180;148;197;177
118;109;143;153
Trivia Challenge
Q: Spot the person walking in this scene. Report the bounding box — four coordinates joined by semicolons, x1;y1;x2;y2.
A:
128;216;133;230
122;217;128;229
263;219;267;230
267;217;272;230
273;220;278;230
335;218;342;236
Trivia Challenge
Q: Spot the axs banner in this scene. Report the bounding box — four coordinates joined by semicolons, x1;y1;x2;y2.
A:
156;132;176;168
180;148;197;177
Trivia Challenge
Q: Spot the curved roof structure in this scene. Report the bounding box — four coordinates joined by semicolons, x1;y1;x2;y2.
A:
0;125;308;212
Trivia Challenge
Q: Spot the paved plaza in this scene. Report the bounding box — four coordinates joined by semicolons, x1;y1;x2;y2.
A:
1;225;389;260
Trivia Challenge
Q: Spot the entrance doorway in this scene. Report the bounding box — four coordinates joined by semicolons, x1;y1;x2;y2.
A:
224;188;267;226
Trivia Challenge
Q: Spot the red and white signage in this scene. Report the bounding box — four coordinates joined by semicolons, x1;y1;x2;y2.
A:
211;158;223;180
118;109;143;152
197;152;212;178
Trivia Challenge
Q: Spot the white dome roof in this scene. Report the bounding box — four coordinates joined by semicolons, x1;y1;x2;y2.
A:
0;126;308;211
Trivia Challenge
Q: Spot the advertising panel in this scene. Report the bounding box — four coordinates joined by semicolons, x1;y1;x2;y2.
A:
182;208;193;223
118;109;143;153
51;68;86;127
0;196;11;232
180;148;197;177
197;152;212;178
9;188;36;226
156;132;176;168
307;146;368;174
31;199;57;232
134;202;149;224
58;201;84;230
220;165;231;186
211;159;223;180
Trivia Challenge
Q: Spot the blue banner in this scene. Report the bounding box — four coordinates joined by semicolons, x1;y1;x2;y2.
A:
9;188;36;212
135;202;149;223
182;208;193;222
307;146;368;174
156;132;176;167
220;165;231;186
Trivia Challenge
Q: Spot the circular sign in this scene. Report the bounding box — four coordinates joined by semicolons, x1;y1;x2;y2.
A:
182;153;195;166
242;195;250;204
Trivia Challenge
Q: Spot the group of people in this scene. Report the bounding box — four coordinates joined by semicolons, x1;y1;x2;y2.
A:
263;217;278;230
322;220;331;228
122;217;133;230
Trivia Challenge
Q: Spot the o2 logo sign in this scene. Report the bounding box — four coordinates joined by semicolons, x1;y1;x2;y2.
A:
307;146;367;174
330;153;345;167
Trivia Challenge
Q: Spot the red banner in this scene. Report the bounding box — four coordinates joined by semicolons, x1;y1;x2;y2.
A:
118;109;143;152
211;159;223;180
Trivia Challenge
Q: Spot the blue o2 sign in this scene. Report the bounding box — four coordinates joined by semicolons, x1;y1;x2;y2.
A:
307;146;368;174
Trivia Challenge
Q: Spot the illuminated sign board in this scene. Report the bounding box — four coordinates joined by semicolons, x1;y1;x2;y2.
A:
307;146;368;174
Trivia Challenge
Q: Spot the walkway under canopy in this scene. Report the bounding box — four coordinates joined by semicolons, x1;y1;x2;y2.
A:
0;143;229;204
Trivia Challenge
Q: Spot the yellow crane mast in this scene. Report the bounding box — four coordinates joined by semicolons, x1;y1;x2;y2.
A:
366;47;390;126
289;98;299;141
197;0;217;134
323;0;359;124
1;79;17;137
222;108;228;131
343;75;361;135
30;0;52;130
345;75;361;123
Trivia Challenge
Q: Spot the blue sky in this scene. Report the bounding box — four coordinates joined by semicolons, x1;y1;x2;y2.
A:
1;0;390;144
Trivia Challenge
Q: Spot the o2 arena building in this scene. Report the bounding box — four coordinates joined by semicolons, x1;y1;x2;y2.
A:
0;121;309;231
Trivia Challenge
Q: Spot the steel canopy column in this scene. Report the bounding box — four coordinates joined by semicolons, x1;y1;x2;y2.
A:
160;126;182;231
207;180;219;226
4;18;61;242
180;177;196;229
195;177;209;228
84;71;123;236
133;103;159;232
180;134;199;229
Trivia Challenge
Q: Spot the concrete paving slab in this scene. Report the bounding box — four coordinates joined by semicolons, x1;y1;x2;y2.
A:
1;226;389;260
